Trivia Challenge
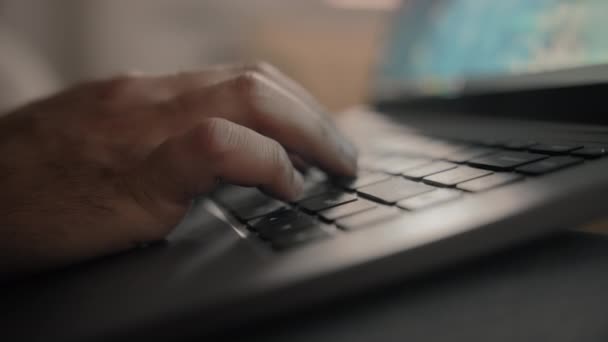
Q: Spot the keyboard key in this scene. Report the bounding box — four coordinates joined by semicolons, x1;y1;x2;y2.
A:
358;177;435;204
295;182;335;201
213;185;268;209
318;199;378;221
300;168;328;185
336;171;390;190
357;155;379;170
469;151;547;171
270;226;331;250
232;199;288;221
249;209;317;238
397;189;461;210
529;143;582;155
477;139;505;147
571;146;608;158
336;207;403;231
423;166;492;187
213;186;288;221
288;168;340;202
446;147;497;163
403;161;457;180
503;140;537;150
298;191;358;212
457;173;523;192
516;156;584;175
423;142;469;159
366;135;433;157
372;156;432;174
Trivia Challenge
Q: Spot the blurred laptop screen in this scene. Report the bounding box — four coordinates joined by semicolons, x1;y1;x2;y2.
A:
379;0;608;94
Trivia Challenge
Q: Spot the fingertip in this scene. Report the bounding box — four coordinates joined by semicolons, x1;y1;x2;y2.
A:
345;139;359;160
341;158;359;178
288;169;305;201
259;168;303;202
328;128;358;177
338;143;359;177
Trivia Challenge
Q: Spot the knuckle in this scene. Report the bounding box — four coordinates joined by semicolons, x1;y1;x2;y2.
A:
170;71;194;86
172;70;189;81
229;72;270;126
164;92;191;116
96;74;140;102
230;71;274;126
231;71;263;97
245;60;274;74
104;74;139;92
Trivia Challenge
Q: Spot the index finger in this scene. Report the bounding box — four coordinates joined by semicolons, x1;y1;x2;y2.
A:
159;72;358;177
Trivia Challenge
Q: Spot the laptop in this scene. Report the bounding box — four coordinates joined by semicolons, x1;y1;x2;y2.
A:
6;1;608;340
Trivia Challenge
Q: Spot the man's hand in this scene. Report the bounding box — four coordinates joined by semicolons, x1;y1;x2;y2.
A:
0;63;357;275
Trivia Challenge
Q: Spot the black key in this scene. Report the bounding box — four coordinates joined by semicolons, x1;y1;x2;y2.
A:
298;191;358;212
271;226;331;250
529;143;583;155
477;139;505;147
457;173;523;192
302;168;328;183
295;182;336;202
212;186;287;221
296;169;329;196
403;161;457;180
423;166;492;187
571;146;608;158
503;140;537;150
336;171;390;190
516;156;584;175
371;156;432;174
249;209;317;238
213;185;268;209
318;199;377;221
358;177;435;204
232;199;288;221
469;151;547;171
397;189;461;210
446;147;496;163
336;207;403;231
290;168;333;202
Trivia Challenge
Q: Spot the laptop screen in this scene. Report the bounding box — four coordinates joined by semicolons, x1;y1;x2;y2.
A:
377;0;608;97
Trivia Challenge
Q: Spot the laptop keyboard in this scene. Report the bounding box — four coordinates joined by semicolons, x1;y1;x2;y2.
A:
211;135;607;251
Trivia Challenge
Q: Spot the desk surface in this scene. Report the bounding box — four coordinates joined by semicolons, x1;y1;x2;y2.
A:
223;232;608;342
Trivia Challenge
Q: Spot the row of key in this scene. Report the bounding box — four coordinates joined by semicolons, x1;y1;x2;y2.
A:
212;137;607;250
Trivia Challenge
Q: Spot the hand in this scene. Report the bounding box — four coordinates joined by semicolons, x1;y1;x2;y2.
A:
0;63;357;275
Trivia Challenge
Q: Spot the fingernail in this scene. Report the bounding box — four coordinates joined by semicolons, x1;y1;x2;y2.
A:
338;137;358;172
343;138;359;160
290;169;305;199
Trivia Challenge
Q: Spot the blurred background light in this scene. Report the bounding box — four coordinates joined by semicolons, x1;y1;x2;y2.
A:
0;0;393;112
325;0;401;11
